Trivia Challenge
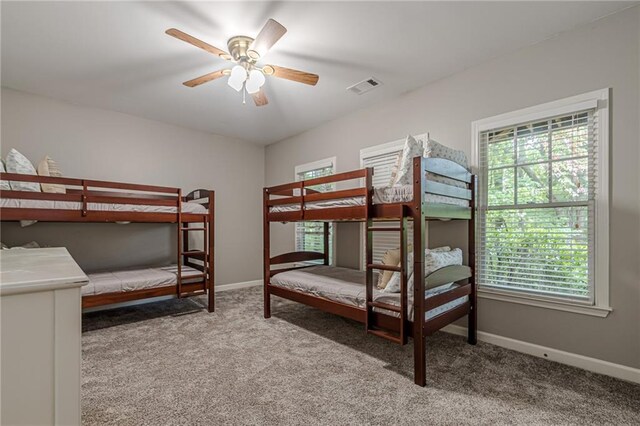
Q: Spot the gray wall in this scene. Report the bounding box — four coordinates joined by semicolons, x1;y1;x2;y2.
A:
265;8;640;368
1;88;265;286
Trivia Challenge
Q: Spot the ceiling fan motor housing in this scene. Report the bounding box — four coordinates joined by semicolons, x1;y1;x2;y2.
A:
227;36;257;63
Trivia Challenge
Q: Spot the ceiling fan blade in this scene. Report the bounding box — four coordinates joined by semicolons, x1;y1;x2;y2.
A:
267;65;319;86
183;69;228;87
249;19;287;57
166;28;231;60
252;89;269;107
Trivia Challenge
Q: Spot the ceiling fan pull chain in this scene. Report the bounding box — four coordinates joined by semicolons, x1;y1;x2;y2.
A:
242;83;246;105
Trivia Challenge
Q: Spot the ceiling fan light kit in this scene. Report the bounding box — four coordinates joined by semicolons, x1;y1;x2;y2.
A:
227;65;247;92
245;69;266;94
166;18;319;107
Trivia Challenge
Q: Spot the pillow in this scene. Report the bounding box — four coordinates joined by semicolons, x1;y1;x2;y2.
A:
9;241;41;249
392;135;423;186
37;156;66;194
5;149;40;192
424;138;470;189
383;268;402;293
424;138;468;168
387;152;402;187
377;248;400;290
425;248;463;275
0;161;10;191
383;247;463;293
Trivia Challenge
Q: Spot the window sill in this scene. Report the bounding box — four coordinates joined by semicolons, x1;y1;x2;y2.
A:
478;288;612;318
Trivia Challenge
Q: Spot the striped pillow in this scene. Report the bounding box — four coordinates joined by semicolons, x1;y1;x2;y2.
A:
37;156;66;194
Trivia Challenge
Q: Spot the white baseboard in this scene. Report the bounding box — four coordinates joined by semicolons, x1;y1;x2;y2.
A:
216;279;261;292
442;324;640;385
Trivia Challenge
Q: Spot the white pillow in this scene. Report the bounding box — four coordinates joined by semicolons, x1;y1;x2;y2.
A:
424;138;468;168
392;135;424;186
377;248;401;290
383;247;463;293
5;149;40;192
37;156;66;194
0;161;10;191
424;138;470;189
10;241;41;249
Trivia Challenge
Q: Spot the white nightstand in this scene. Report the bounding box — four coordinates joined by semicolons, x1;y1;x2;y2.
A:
1;247;88;426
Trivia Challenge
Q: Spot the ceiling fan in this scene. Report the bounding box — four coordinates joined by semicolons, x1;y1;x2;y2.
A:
166;19;319;107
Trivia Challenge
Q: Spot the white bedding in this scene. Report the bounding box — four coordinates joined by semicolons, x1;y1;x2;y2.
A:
270;265;467;321
270;185;468;213
82;264;203;296
0;198;208;214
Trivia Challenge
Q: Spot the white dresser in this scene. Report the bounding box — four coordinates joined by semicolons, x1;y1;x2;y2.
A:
1;248;88;426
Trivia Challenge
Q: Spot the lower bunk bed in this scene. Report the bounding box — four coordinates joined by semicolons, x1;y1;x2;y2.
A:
82;264;208;309
270;265;468;322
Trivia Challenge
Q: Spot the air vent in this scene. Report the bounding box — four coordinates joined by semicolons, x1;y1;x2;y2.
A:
347;77;383;95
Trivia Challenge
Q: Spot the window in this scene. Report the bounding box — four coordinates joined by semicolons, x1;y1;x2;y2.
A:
359;136;425;267
472;90;610;317
295;158;335;264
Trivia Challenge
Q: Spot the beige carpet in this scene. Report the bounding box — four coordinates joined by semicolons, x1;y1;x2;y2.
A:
82;287;640;425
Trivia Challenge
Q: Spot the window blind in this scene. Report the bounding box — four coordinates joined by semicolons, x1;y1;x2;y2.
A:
478;110;597;301
361;149;404;266
295;165;334;263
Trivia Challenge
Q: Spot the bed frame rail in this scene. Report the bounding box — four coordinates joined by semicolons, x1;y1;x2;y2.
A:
264;169;370;222
0;172;187;222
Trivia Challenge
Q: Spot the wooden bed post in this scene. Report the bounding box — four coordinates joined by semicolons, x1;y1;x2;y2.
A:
208;190;215;313
263;188;271;318
177;189;183;298
323;222;330;265
364;168;374;333
468;176;477;344
413;157;427;387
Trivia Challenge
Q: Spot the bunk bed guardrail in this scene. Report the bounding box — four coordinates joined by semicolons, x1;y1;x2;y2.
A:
0;172;207;222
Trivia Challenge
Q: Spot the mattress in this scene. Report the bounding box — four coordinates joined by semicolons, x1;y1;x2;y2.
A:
82;264;203;296
270;265;467;321
270;185;468;213
0;198;208;214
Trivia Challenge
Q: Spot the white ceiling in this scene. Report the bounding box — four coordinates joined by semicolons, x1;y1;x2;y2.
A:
1;1;633;145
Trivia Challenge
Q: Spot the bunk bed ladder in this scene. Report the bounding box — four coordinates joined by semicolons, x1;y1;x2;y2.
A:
177;203;209;299
365;211;409;345
178;224;209;297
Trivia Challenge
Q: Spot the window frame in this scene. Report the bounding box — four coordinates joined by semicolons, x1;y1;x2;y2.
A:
471;89;610;317
294;156;337;265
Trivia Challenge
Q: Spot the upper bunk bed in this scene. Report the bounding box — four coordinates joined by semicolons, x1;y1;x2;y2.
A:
264;156;474;222
0;171;215;312
0;172;212;223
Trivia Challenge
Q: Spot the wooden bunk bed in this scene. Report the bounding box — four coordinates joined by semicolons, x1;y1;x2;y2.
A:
263;156;476;386
0;172;215;312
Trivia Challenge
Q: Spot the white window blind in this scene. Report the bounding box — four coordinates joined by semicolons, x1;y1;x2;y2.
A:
295;162;334;263
478;109;597;302
361;148;404;266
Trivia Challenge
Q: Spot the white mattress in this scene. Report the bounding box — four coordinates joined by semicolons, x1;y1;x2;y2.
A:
269;185;468;213
270;265;467;321
0;198;208;214
82;265;203;296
